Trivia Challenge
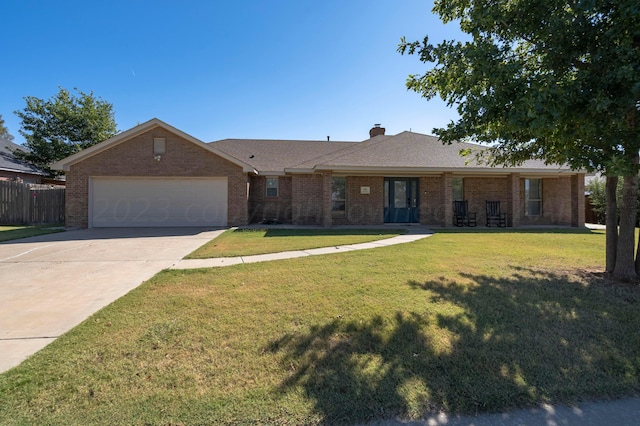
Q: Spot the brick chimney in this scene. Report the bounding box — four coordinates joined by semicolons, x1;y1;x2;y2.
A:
369;124;385;138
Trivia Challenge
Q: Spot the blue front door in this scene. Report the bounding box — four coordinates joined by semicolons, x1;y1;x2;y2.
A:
384;178;419;223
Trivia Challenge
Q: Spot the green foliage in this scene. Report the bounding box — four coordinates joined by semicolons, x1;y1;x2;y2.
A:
0;226;64;242
0;114;14;142
586;176;640;225
13;87;117;175
399;0;640;278
398;0;640;174
586;177;608;224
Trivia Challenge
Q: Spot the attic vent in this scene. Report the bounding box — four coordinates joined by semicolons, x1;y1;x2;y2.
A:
153;138;166;154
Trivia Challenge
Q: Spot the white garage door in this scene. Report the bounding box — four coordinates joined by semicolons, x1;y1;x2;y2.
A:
91;177;228;227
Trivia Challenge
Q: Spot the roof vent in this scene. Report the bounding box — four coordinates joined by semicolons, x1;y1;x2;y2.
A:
369;124;385;138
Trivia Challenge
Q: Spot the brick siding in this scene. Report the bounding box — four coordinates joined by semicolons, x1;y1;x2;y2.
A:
269;173;584;227
65;128;248;227
520;176;573;226
248;175;293;223
66;127;584;228
421;176;445;225
337;176;384;225
291;174;324;225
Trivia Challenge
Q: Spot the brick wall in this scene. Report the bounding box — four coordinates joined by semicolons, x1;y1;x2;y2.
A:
65;127;248;227
417;174;580;227
285;173;581;227
338;176;384;225
520;176;573;226
291;174;324;225
421;176;445;225
464;177;509;225
248;175;292;223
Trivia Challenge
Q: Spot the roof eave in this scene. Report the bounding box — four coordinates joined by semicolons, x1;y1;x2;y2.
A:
254;170;287;176
0;166;48;176
306;165;580;176
283;167;315;174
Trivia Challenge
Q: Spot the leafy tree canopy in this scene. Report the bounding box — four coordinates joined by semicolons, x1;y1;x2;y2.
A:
0;114;14;142
14;87;117;175
399;0;640;175
399;0;640;279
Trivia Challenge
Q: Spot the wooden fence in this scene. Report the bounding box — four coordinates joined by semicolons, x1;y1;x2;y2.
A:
0;181;65;225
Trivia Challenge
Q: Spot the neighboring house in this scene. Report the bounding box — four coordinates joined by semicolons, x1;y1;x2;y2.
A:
52;118;585;228
0;137;48;184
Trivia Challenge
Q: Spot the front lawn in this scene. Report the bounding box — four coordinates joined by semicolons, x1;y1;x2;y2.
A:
0;225;64;242
2;229;639;425
186;227;405;258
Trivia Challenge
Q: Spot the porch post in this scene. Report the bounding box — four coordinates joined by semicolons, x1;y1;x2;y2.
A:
322;172;333;227
443;172;453;227
571;173;585;227
508;173;521;227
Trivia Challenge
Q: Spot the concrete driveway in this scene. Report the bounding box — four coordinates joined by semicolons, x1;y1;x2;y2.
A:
0;227;225;373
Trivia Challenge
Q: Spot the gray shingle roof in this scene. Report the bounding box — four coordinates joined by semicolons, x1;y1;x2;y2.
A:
0;137;47;175
211;132;570;174
210;138;357;174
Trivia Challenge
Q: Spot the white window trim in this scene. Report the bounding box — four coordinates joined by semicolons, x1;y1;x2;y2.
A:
331;176;346;213
525;178;542;216
452;177;464;201
266;177;279;197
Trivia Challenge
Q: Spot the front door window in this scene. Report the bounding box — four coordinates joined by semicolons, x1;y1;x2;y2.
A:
394;181;407;208
384;178;419;223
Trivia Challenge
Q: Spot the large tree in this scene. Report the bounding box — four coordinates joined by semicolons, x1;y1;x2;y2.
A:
399;0;640;279
14;87;117;175
0;114;14;142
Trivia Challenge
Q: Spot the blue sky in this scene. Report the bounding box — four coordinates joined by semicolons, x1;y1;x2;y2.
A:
2;1;464;145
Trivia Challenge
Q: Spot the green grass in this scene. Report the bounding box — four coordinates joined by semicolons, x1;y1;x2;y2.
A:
2;228;640;425
186;227;405;258
0;225;64;242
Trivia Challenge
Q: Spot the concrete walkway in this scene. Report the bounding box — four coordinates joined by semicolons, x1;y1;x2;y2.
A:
172;226;434;269
371;396;640;426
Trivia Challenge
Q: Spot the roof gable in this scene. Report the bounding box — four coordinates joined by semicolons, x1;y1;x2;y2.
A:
52;118;255;172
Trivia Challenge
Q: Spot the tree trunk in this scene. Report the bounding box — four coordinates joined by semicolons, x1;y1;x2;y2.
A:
605;175;618;273
614;173;638;280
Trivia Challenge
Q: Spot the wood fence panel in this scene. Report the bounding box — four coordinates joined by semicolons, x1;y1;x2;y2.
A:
0;181;65;225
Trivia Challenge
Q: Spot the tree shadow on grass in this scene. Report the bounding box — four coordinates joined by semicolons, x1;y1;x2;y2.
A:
266;267;640;424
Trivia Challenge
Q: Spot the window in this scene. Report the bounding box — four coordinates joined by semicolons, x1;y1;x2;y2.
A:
266;177;278;197
452;178;463;201
526;178;542;215
384;180;389;208
332;177;346;212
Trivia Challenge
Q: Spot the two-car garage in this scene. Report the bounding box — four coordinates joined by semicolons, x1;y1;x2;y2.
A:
52;119;255;228
90;177;228;227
